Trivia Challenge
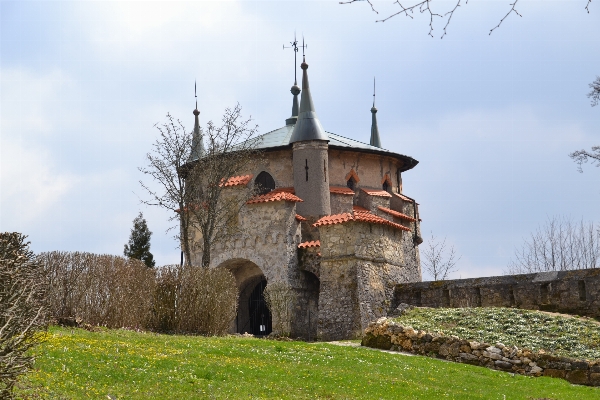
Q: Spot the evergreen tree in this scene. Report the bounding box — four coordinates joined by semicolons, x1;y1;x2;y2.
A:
124;212;155;268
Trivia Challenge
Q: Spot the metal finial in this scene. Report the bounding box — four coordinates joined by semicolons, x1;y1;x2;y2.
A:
301;36;307;57
283;32;299;84
194;80;197;110
373;77;376;107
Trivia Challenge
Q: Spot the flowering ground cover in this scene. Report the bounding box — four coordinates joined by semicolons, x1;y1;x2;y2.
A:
16;326;599;399
394;307;600;360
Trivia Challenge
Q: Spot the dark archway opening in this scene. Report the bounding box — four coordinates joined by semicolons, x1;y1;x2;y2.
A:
247;278;272;336
255;171;275;195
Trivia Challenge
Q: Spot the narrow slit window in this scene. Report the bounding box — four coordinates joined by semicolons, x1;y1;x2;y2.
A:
324;160;327;182
305;159;309;181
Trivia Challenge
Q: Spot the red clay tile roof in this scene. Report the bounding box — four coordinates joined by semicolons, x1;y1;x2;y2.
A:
312;213;354;227
220;174;253;187
313;209;410;231
352;205;369;212
394;193;419;205
247;190;303;204
298;240;320;249
271;187;295;194
361;188;392;198
377;206;417;222
295;214;307;222
329;186;355;195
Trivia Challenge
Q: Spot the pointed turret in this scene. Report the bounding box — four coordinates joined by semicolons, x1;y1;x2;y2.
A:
189;94;204;161
290;55;331;219
285;80;301;125
370;78;381;148
289;57;328;143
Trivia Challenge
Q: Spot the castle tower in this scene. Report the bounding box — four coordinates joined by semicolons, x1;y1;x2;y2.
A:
290;56;331;218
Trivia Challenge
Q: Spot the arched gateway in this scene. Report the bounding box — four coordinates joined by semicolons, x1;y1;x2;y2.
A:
217;258;272;336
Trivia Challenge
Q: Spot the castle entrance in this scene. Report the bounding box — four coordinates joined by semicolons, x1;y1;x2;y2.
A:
216;258;272;336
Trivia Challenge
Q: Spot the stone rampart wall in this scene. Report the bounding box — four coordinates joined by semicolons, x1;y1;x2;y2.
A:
363;318;600;387
393;269;600;318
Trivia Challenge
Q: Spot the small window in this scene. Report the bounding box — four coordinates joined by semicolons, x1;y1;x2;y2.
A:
382;181;389;192
254;171;275;195
347;178;356;191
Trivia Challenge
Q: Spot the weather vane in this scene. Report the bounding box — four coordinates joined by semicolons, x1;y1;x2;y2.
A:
283;33;307;84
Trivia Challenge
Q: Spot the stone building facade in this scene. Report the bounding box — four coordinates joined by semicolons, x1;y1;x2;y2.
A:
188;57;423;340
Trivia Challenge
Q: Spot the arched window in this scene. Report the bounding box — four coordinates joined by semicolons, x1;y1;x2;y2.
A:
382;181;389;192
382;174;393;193
254;171;275;195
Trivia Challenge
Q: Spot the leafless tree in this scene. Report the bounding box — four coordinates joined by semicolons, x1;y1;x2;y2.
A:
421;234;460;281
0;233;47;399
588;75;600;107
506;216;600;274
184;104;262;268
341;0;592;38
263;282;297;337
139;114;194;266
569;76;600;172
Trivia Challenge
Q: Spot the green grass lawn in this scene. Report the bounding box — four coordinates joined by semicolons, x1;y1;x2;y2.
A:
393;307;600;359
15;326;599;399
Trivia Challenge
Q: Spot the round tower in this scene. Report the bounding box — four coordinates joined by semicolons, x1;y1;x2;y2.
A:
290;57;331;219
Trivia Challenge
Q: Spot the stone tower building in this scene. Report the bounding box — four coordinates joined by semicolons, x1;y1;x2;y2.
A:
188;57;422;340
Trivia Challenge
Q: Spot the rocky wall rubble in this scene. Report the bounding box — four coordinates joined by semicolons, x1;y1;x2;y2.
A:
362;317;600;387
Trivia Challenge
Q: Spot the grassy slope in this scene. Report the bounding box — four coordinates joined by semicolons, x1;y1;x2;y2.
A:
393;307;600;359
16;326;599;399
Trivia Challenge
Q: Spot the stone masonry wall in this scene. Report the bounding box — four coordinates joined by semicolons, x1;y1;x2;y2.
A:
328;149;404;193
318;221;418;340
393;269;600;318
363;317;600;387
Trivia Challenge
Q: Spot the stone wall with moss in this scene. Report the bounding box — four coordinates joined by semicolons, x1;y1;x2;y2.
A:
393;269;600;317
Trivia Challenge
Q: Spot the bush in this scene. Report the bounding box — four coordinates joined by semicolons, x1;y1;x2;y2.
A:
40;252;155;329
0;233;47;399
149;266;238;335
41;253;238;335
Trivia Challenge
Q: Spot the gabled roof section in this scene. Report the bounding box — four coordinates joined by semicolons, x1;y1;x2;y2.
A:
361;188;392;198
220;174;253;187
247;190;303;204
313;207;410;231
377;206;417;222
298;240;320;249
330;186;355;195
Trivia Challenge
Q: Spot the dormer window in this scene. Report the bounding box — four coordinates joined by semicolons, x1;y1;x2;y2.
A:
255;171;275;195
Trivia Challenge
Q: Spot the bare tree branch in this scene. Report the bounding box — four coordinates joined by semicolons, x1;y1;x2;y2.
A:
489;0;522;35
422;233;461;280
570;146;600;172
588;75;600;107
342;0;592;38
184;104;263;268
506;216;600;274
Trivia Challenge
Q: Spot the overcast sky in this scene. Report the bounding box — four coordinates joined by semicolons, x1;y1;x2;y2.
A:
1;1;599;279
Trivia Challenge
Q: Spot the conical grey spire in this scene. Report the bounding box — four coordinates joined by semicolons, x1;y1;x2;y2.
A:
370;78;381;148
189;103;204;161
285;80;301;125
289;57;328;143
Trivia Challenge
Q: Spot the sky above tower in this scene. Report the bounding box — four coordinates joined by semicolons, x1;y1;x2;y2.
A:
1;1;599;279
